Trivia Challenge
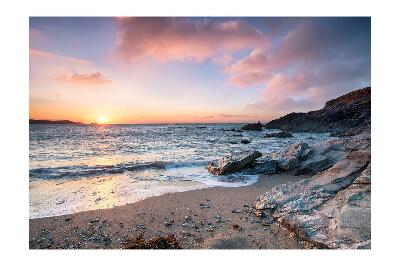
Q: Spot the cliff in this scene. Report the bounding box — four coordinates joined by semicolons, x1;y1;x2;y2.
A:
264;87;371;133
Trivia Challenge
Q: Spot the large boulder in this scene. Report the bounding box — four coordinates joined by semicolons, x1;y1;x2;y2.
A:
207;151;262;175
264;131;293;138
241;121;263;131
278;142;310;171
255;140;371;249
296;154;333;175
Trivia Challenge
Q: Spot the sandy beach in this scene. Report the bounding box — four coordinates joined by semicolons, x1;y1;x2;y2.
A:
29;173;309;249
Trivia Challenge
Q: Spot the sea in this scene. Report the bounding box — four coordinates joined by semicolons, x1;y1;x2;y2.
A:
29;124;331;218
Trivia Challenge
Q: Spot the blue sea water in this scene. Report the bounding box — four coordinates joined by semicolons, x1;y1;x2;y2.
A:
29;124;330;218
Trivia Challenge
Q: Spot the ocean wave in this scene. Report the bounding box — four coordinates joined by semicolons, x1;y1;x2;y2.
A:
29;160;211;180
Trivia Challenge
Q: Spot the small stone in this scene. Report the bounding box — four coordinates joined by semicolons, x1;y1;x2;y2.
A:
164;218;174;226
241;139;251;144
89;218;100;224
199;203;211;209
231;224;243;231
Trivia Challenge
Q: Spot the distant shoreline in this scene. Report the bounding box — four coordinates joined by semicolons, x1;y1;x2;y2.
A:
29;120;255;126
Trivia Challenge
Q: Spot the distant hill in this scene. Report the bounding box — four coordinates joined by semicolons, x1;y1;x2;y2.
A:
29;119;84;125
264;87;371;133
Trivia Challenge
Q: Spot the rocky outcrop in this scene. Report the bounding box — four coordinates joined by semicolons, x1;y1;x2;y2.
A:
277;142;310;171
207;151;262;175
244;159;279;175
241;121;263;131
255;134;371;249
264;131;293;138
264;87;371;133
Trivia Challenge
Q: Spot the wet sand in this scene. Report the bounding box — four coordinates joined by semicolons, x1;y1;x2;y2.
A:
29;173;309;249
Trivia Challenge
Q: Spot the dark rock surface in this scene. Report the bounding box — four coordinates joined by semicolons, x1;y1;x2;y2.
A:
247;160;279;175
277;142;310;171
241;139;251;144
264;87;370;133
241;121;263;131
264;131;293;138
207;151;262;175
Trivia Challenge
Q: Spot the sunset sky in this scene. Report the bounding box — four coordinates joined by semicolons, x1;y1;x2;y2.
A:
29;17;371;124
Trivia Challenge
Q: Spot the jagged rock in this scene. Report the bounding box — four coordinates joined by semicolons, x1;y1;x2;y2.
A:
264;131;293;138
241;121;263;131
248;160;278;175
241;139;251;144
255;141;371;249
300;147;313;161
264;87;371;133
207;151;262;175
278;142;310;171
296;154;333;175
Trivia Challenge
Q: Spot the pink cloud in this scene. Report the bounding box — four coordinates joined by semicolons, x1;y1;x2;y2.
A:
223;49;271;87
212;53;236;65
29;48;91;66
116;18;267;62
55;72;111;86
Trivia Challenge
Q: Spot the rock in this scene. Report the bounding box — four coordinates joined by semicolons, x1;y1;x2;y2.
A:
231;224;243;231
164;218;174;226
256;141;371;249
300;148;313;161
207;150;262;175
199;203;211;209
264;131;293;138
241;139;251;144
296;154;333;175
264;87;371;133
246;160;278;175
278;142;310;171
241;121;263;131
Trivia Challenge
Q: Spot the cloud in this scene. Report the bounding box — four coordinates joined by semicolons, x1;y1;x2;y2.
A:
215;113;258;119
55;72;111;86
195;113;258;120
223;49;271;87
29;48;91;65
220;18;370;119
116;17;267;62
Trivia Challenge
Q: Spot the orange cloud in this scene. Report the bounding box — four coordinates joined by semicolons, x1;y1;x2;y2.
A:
55;72;111;86
116;17;267;62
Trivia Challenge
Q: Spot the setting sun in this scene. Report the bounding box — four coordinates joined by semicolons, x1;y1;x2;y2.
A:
96;116;109;124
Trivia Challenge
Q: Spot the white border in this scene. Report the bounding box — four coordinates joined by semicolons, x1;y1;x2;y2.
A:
1;0;399;265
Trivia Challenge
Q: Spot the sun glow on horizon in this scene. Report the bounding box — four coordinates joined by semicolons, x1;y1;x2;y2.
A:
96;116;109;124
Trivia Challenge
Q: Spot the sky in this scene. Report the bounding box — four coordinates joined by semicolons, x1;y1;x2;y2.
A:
29;17;371;124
